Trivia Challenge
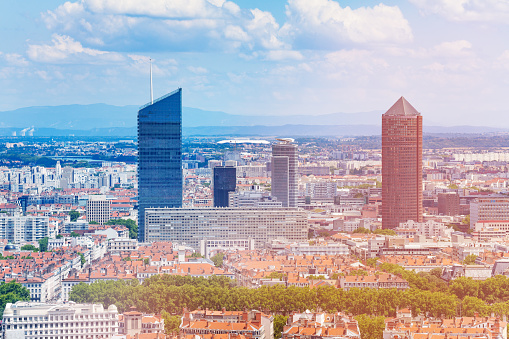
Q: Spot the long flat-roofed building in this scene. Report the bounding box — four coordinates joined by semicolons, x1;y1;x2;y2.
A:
470;196;509;229
145;208;308;249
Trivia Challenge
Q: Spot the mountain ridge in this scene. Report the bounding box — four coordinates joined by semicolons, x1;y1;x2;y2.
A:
0;104;505;136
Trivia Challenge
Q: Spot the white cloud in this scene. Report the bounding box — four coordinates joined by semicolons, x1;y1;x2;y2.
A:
83;0;223;18
27;34;123;63
410;0;509;22
282;0;413;49
42;0;287;53
224;25;249;42
1;53;29;66
265;50;303;61
188;66;208;74
245;9;285;50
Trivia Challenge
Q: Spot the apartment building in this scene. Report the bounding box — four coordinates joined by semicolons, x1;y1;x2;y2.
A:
0;216;50;243
384;313;507;339
181;309;273;339
339;273;409;291
283;312;360;339
398;220;450;238
2;301;119;339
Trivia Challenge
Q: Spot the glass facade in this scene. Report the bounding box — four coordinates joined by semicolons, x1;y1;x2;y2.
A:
138;88;183;242
213;166;237;207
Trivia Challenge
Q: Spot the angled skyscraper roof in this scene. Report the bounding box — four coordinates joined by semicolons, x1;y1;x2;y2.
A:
383;96;420;116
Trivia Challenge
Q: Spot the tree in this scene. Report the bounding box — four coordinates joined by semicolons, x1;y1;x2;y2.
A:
70;231;80;238
450;277;479;299
144;258;150;265
78;252;86;266
69;210;80;222
211;252;225;267
366;258;378;267
89;221;99;225
0;281;30;318
347;269;368;276
462;215;470;225
38;237;49;252
162;311;181;335
353;227;371;234
273;315;288;339
307;275;326;280
20;244;39;252
267;272;285;280
56;234;63;239
430;268;443;278
373;229;396;236
463;254;478;265
105;219;138;239
355;315;385;339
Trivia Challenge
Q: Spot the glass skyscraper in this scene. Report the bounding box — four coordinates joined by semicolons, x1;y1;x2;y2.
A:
213;166;237;207
137;88;183;242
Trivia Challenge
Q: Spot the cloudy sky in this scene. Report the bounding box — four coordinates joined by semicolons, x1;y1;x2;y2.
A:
1;0;509;126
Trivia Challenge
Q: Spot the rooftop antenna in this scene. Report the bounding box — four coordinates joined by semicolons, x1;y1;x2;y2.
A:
150;58;153;104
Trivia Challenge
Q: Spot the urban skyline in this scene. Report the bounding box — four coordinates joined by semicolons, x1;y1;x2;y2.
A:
3;1;509;338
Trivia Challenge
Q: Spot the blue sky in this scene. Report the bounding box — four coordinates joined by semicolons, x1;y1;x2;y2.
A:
1;0;509;127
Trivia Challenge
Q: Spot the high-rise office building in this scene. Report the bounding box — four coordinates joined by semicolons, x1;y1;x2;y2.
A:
138;88;183;242
382;97;423;229
213;166;236;207
438;192;460;216
86;195;111;224
271;139;298;208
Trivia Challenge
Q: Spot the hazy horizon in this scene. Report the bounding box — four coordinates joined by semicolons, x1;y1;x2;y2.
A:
1;1;509;127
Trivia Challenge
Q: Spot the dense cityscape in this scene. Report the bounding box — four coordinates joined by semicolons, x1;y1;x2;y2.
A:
1;91;509;339
4;0;509;338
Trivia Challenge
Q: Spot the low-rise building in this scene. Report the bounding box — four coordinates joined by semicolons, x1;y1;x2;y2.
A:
339;273;409;291
1;301;119;339
181;309;273;339
384;313;507;339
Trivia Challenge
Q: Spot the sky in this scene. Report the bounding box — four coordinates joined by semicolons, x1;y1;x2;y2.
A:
1;0;509;127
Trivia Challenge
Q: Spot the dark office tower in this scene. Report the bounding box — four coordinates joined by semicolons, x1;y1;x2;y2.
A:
438;192;460;216
271;138;298;208
138;88;183;242
213;166;237;207
382;97;423;229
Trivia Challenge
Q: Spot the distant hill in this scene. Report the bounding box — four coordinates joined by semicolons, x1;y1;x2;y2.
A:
0;104;138;130
0;104;384;129
0;104;507;136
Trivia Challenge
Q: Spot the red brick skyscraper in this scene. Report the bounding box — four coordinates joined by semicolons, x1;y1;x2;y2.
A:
382;97;423;229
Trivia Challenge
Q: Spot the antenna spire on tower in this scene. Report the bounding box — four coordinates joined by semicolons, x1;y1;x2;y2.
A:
150;58;153;104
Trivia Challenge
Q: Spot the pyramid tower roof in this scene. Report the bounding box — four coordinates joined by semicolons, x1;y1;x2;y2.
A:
383;97;420;116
